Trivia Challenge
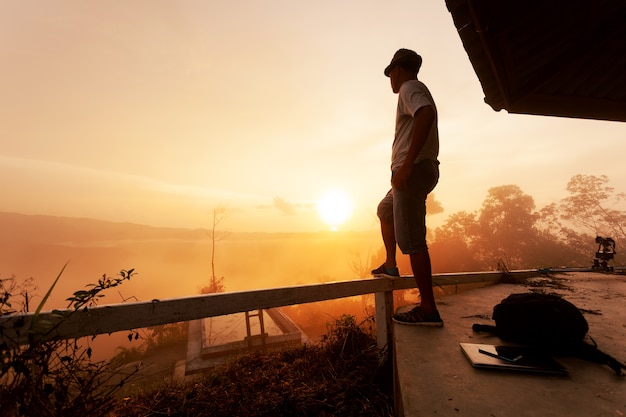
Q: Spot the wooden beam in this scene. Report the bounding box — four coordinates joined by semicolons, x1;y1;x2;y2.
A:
0;271;510;347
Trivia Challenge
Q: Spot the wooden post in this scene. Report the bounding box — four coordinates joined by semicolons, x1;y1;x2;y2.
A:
375;289;394;351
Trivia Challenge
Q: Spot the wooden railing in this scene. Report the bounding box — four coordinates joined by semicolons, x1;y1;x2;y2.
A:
1;271;535;351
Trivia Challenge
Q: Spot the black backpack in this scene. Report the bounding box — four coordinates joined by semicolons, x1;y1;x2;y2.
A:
473;292;625;376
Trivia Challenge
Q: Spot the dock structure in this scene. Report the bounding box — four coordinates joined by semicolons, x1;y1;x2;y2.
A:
185;308;305;374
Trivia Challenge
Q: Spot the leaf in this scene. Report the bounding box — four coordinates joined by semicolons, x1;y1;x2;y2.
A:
50;310;68;319
29;262;69;338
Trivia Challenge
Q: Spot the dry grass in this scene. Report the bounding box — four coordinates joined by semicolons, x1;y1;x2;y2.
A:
111;315;394;417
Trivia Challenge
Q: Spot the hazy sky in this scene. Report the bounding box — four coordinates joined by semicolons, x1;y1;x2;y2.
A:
1;0;624;233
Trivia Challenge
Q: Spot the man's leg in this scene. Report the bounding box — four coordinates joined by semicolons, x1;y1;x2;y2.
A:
392;160;442;325
394;248;442;325
381;219;397;269
410;249;437;315
374;190;399;275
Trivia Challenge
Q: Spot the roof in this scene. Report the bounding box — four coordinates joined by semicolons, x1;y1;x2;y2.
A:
445;0;626;122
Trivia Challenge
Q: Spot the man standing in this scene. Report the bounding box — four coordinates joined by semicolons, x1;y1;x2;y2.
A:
371;48;442;326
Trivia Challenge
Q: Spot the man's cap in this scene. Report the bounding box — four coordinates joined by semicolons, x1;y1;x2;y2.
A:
384;48;422;77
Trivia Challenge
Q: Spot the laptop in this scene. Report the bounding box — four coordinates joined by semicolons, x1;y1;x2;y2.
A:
460;343;569;375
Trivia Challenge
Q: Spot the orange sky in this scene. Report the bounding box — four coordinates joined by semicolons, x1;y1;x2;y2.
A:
1;0;625;233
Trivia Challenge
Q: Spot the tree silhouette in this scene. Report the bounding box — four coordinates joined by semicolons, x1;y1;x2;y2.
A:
475;185;539;268
536;203;591;264
386;176;625;273
200;206;228;294
426;193;444;216
430;211;481;272
431;184;589;271
559;174;626;241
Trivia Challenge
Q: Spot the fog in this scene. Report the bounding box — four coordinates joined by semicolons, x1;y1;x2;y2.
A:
0;213;384;309
0;213;389;361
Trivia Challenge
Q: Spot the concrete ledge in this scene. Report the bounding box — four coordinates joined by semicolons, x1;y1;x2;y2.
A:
394;272;626;417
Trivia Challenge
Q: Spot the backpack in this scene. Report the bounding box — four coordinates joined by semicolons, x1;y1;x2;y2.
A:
472;292;626;376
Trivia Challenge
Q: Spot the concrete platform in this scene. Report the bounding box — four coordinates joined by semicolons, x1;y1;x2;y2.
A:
394;272;626;417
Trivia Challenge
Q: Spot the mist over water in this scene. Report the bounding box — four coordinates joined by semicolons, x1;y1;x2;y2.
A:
0;214;384;311
0;213;387;361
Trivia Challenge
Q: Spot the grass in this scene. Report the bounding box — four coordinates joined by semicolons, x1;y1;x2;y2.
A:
111;315;394;417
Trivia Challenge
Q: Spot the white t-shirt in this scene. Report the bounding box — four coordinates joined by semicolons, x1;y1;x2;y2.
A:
391;79;439;171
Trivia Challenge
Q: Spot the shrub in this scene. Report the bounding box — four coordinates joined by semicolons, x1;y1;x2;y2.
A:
0;267;139;417
113;314;394;417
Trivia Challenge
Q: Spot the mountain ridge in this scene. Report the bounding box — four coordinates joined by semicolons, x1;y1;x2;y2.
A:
0;211;206;244
0;212;378;244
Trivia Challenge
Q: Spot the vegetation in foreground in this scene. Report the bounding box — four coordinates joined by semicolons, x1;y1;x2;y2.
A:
2;269;392;417
0;268;140;417
112;315;394;417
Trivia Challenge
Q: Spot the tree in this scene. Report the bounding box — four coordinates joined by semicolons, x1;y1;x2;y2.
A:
533;174;626;268
432;185;555;270
433;211;479;245
474;185;539;268
430;211;481;273
536;203;590;264
200;206;228;294
426;193;444;216
392;176;626;273
558;174;626;241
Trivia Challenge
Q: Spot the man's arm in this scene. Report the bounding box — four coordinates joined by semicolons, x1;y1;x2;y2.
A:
391;105;436;191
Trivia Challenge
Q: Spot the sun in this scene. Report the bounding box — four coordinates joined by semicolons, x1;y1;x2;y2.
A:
316;190;353;231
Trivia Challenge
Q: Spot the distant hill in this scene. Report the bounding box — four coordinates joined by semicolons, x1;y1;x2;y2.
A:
0;212;371;243
0;212;208;244
0;212;217;311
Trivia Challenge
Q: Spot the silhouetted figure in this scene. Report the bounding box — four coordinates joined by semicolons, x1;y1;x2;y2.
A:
371;49;442;326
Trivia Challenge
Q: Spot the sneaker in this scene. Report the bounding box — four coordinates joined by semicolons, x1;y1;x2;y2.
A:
371;263;400;278
393;305;444;327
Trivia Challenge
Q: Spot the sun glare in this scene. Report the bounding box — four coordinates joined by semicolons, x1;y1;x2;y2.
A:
317;190;353;231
